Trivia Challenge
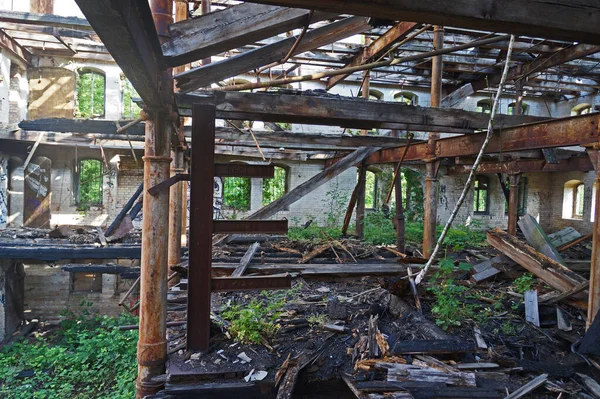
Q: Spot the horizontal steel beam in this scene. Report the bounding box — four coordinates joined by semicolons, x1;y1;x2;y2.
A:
446;157;594;175
211;274;292;292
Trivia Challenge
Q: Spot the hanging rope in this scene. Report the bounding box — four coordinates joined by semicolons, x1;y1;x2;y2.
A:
415;35;517;285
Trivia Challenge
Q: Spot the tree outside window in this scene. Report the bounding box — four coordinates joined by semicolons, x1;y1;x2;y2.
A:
473;175;489;214
476;99;492;114
262;166;287;206
574;183;585;218
121;76;142;119
77;159;103;208
365;170;378;209
508;102;529;115
394;91;418;106
75;69;105;119
223;177;251;211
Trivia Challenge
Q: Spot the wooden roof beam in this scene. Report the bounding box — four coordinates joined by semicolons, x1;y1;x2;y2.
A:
326;21;418;89
0;29;31;66
176;16;372;93
163;3;336;67
0;10;92;30
74;0;165;109
242;0;600;44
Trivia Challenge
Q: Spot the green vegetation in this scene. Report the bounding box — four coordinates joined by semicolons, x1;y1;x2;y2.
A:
223;177;251;211
121;77;142;119
428;258;474;330
307;313;327;327
513;273;536;293
75;70;105;119
78;159;103;208
221;288;299;344
262;166;287;206
0;306;137;399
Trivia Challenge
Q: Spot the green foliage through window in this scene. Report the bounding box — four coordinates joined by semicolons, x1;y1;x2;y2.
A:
121;77;142;119
365;170;377;209
224;176;251;211
262;166;287;206
78;159;103;208
75;70;105;119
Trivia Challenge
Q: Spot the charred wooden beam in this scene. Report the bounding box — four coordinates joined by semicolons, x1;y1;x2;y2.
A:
0;10;92;30
0;29;31;65
368;113;600;164
163;3;334;66
242;0;600;44
211;274;291;292
326;21;418;89
74;0;164;109
446;157;594;175
176;16;372;92
212;220;288;234
177;91;546;131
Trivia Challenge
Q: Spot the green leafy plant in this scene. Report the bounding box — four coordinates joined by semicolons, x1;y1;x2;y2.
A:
0;307;138;399
307;313;327;327
429;258;474;330
513;273;536;293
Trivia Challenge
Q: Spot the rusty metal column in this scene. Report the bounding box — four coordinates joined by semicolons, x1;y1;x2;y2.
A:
137;0;173;397
136;113;172;398
588;171;600;327
507;174;521;236
423;26;444;259
168;144;184;287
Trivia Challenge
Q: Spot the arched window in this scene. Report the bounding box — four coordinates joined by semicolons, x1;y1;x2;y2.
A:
76;159;103;208
394;91;418;106
262;165;288;206
571;103;592;116
369;89;383;101
562;180;585;219
75;69;105;119
508;102;529;115
223;177;251;211
473;175;489;214
476;99;492;114
121;75;142;119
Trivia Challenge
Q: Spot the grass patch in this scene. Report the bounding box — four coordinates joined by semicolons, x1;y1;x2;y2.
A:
0;306;138;399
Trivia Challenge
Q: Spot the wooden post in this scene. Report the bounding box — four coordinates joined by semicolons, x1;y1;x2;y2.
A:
392;130;405;252
588;171;600;327
507;173;521;236
30;0;53;13
356;162;367;239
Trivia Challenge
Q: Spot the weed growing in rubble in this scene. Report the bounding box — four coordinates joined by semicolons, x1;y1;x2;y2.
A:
513;273;536;293
307;313;327;327
429;258;475;330
0;308;137;399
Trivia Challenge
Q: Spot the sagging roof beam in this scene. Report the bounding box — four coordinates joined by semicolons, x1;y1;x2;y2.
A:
163;3;335;67
366;113;600;164
443;43;600;106
242;0;600;44
0;29;31;66
0;10;92;30
175;16;372;93
177;91;547;132
74;0;165;109
326;21;418;89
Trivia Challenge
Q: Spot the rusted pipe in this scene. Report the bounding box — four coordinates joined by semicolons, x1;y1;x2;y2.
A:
507;173;521;236
168;144;184;288
423;161;438;259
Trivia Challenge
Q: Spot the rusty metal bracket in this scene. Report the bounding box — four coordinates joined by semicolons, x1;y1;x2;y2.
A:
147;173;190;197
211;273;292;292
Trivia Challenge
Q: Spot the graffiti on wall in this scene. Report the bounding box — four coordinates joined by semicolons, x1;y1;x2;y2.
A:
0;158;7;227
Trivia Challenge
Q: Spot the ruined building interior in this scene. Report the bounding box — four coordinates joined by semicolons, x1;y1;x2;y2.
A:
1;1;600;398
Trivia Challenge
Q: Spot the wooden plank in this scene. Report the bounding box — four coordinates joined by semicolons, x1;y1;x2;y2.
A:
0;28;31;65
0;245;142;260
381;364;476;387
74;0;164;109
486;229;587;294
504;374;548;399
213;220;288;234
0;10;92;30
210;262;408;278
213;146;380;246
548;227;582;247
176;16;372;92
391;340;475;355
539;281;590;305
557;233;592;252
163;3;334;66
518;214;566;265
231;242;260;277
178;91;547;131
241;0;600;44
326;21;418;89
211;273;291;292
524;290;540;327
369;113;600;164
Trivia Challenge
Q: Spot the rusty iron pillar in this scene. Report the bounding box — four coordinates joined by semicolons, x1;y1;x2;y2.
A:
137;0;173;397
423;26;444;259
507;173;521;236
589;160;600;328
168;143;184;287
136;114;172;398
